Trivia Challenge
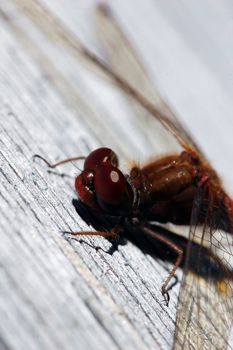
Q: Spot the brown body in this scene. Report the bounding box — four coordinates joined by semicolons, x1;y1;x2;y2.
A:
129;151;233;232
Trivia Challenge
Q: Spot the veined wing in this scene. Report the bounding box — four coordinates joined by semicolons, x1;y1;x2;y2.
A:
13;0;203;154
174;186;233;349
92;4;204;156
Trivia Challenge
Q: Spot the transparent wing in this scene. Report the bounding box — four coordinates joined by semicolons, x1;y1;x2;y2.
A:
14;0;203;154
92;4;204;155
174;186;233;350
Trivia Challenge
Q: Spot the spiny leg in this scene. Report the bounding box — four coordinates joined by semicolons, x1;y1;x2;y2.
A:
142;226;183;306
63;224;122;239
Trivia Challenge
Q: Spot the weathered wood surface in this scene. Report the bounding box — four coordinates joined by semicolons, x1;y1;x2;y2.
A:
0;1;233;349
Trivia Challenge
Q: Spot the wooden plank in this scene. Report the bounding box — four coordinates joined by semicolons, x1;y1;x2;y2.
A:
0;0;232;349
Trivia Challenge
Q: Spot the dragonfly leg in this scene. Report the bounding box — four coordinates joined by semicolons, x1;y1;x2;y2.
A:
62;224;121;238
33;154;86;168
142;226;183;306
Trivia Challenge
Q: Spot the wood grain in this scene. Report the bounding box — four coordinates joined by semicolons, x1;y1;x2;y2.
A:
0;1;233;349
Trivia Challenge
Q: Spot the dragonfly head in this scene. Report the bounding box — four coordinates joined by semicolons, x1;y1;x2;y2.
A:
75;147;134;216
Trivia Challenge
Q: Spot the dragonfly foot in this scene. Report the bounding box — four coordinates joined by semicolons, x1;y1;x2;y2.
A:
162;288;170;307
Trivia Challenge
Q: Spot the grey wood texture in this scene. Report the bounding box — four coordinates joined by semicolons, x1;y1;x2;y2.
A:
0;1;233;349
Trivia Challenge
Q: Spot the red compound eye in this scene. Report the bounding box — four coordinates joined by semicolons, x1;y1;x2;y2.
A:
84;147;118;170
76;148;133;215
75;170;98;209
94;163;134;215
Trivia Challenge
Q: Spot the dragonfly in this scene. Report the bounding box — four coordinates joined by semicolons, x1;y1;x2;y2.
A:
14;1;233;349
